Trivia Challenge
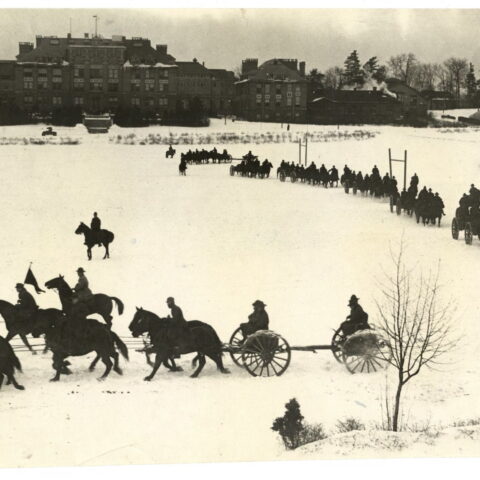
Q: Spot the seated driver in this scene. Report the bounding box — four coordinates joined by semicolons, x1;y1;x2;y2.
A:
240;300;269;338
339;295;370;337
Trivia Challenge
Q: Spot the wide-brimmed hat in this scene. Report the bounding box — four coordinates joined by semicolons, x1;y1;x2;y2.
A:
76;267;86;273
348;295;359;305
15;283;24;289
252;300;266;307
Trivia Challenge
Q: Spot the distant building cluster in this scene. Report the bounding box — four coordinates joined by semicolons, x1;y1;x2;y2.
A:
0;31;431;126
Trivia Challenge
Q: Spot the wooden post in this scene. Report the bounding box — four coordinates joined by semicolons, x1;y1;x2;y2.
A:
305;135;308;166
388;148;392;178
298;139;301;165
404;150;407;191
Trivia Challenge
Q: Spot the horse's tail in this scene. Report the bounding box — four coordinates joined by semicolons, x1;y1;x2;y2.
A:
110;296;124;315
111;332;129;361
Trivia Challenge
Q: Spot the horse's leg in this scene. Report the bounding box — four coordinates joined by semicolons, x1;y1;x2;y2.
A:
5;331;14;342
7;372;24;390
103;242;110;260
0;373;3;390
112;351;122;375
208;352;230;374
144;352;164;381
165;357;183;372
20;333;36;355
190;353;206;378
50;353;64;382
89;354;101;372
87;247;92;261
98;353;113;381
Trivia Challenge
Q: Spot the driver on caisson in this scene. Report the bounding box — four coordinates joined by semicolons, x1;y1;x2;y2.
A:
339;295;370;337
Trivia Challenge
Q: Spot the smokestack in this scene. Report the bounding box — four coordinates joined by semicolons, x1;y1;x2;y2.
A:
18;42;34;56
84;33;89;39
299;61;306;77
156;44;167;55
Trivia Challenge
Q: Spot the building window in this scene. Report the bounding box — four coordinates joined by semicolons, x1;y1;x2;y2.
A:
295;96;300;106
53;96;62;105
287;91;292;98
295;87;301;97
108;97;118;104
23;69;33;78
74;67;84;78
90;79;103;91
286;97;292;106
52;68;62;77
24;96;33;104
131;80;141;92
108;82;119;92
52;82;62;91
89;67;102;79
159;98;168;106
256;94;262;105
145;69;155;79
73;79;85;91
37;80;48;90
145;98;155;107
163;70;169;78
158;83;165;92
265;84;270;94
73;97;84;105
264;94;270;106
276;85;281;95
131;97;140;106
145;79;155;92
38;68;47;77
133;70;141;80
108;68;119;80
23;80;33;90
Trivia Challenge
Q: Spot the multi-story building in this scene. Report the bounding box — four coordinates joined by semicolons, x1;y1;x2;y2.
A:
175;59;212;112
234;58;308;123
209;68;235;115
9;33;178;117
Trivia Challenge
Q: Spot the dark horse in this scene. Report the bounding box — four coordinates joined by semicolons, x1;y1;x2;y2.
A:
0;335;25;390
45;275;124;328
129;307;230;380
179;160;187;176
166;146;176;158
32;309;128;382
75;222;114;260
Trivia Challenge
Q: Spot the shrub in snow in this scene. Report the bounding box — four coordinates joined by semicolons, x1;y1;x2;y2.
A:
336;417;365;433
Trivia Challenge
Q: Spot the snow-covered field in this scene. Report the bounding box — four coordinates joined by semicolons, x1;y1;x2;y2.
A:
1;118;480;467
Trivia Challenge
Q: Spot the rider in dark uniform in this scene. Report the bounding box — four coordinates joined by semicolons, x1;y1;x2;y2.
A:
240;300;269;338
15;283;38;322
339;295;369;337
91;212;102;247
166;297;188;356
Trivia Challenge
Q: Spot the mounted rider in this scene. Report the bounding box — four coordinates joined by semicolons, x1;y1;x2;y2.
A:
15;283;38;322
73;268;93;308
91;212;102;247
240;300;269;338
339;295;369;337
166;297;189;357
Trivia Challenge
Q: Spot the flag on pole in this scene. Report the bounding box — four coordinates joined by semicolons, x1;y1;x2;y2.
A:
24;266;45;294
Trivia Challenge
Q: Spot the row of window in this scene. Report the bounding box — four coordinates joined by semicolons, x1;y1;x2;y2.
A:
73;67;169;79
24;96;169;107
255;112;302;120
256;84;302;95
256;97;301;107
24;79;168;93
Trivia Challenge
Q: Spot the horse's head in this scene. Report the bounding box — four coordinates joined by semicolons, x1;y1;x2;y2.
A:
129;307;151;337
45;275;65;290
75;222;87;235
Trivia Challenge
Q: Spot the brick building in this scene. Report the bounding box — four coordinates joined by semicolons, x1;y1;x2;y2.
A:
2;33;178;118
385;78;428;119
234;58;308;123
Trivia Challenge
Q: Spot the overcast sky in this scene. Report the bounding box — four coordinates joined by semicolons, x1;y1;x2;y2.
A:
1;9;480;72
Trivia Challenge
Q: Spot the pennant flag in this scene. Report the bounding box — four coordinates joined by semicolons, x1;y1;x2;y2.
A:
24;267;45;294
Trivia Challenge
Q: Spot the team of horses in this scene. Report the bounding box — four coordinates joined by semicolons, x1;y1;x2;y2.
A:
230;156;273;179
277;162;340;187
181;148;232;164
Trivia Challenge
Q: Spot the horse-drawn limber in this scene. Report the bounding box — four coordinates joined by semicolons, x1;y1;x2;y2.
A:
451;209;480;245
224;326;391;377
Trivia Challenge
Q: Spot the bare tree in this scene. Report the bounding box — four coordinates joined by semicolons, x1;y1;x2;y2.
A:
444;57;468;101
412;63;437;91
387;53;418;86
375;244;456;432
433;63;451;92
324;66;343;90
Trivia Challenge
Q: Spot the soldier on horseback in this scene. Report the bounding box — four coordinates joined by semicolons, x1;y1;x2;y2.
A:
73;268;93;306
240;300;269;338
90;212;102;247
166;297;189;357
339;295;369;337
14;283;38;323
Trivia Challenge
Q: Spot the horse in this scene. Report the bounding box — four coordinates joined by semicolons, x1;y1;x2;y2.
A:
129;307;230;381
75;222;114;260
45;275;124;327
165;146;176;158
0;335;24;390
179;161;187;176
32;309;128;382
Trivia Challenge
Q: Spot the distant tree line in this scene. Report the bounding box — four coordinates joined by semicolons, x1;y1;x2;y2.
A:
308;50;480;106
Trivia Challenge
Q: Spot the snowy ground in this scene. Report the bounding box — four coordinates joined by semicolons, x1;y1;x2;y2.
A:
1;118;480;467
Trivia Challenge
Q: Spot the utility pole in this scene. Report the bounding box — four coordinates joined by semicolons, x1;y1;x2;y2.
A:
93;15;98;38
388;148;408;191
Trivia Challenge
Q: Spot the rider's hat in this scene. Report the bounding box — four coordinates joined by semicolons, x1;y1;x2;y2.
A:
348;295;359;305
166;296;175;303
252;300;266;307
76;267;86;273
15;283;24;289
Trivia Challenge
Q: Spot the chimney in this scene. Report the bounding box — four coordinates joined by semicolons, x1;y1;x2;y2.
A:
18;42;34;56
67;33;71;39
193;58;198;63
84;33;89;39
299;61;305;77
241;58;258;76
202;61;205;67
156;44;167;56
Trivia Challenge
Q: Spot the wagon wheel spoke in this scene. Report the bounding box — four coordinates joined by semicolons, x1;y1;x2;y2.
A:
265;362;271;377
345;355;363;373
368;359;378;372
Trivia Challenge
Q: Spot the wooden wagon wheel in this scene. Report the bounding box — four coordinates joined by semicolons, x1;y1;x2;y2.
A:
291;172;297;183
228;327;245;367
451;218;459;240
465;222;473;245
396;201;402;215
342;336;391;374
331;328;345;363
229;165;235;176
279;171;286;182
241;331;291;377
